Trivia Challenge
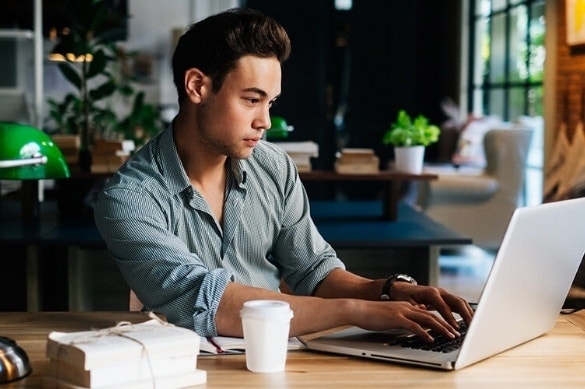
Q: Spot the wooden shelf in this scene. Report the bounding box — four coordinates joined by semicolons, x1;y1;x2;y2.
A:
299;170;438;220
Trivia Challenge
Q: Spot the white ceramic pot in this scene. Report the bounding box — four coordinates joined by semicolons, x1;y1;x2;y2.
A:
394;145;425;174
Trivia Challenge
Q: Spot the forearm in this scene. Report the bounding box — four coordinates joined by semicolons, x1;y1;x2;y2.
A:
313;268;385;301
215;281;358;337
215;272;472;341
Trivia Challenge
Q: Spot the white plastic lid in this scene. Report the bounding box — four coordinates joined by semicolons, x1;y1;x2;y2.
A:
240;300;293;320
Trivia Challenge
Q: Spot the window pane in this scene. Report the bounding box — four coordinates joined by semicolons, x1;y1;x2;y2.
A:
492;0;507;12
529;1;546;82
476;0;491;17
508;87;525;119
472;88;484;116
488;88;505;118
509;5;527;82
469;0;544;206
474;18;490;86
489;13;506;84
335;0;352;11
528;86;543;117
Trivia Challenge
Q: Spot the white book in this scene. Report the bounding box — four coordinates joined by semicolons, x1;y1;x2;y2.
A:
48;355;197;388
275;141;319;156
42;369;207;389
46;319;200;370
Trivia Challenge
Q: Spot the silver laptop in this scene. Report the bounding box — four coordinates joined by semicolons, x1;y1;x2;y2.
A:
303;197;585;370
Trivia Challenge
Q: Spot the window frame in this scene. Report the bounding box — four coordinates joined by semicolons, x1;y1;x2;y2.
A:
467;0;545;120
466;0;545;206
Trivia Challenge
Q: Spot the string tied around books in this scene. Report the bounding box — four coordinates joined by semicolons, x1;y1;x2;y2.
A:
54;312;173;388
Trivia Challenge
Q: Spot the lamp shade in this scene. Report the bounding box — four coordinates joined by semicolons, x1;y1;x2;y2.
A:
0;122;70;180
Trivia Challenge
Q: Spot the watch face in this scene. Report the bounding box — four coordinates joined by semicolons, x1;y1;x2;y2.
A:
396;274;417;285
381;274;418;301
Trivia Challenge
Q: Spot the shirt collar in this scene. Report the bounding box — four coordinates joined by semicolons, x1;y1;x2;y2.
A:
229;158;247;187
159;123;249;193
159;124;191;196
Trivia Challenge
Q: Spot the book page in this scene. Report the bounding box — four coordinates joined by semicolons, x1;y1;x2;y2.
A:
199;336;305;355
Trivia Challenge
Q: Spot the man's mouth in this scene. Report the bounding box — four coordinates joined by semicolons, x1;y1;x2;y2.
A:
244;138;260;147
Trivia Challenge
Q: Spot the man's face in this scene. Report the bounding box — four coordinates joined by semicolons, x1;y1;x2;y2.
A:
195;55;282;160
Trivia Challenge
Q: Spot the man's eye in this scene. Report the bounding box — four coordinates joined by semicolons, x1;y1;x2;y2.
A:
245;98;260;104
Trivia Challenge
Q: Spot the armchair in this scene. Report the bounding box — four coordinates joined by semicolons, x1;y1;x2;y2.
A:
416;127;533;251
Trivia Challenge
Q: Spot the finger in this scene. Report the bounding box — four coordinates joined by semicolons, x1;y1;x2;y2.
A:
401;319;435;342
458;301;475;324
426;314;460;339
407;298;426;310
444;296;475;325
408;309;460;341
432;292;475;328
428;297;461;328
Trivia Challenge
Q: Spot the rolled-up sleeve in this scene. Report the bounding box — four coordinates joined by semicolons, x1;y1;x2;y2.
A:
94;130;345;337
268;152;345;295
95;185;232;336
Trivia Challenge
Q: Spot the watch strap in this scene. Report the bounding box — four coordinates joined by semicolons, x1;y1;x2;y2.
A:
380;274;417;301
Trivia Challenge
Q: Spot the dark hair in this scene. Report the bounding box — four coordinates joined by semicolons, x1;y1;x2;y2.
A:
172;8;291;103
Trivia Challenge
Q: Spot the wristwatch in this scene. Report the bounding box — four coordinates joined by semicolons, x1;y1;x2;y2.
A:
380;274;417;301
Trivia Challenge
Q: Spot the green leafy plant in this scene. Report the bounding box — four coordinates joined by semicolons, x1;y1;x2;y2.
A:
115;91;163;148
46;0;162;169
47;0;129;150
382;110;440;147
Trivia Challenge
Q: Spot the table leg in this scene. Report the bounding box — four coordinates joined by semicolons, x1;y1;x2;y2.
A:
382;181;401;221
26;244;40;311
68;246;94;311
427;246;440;286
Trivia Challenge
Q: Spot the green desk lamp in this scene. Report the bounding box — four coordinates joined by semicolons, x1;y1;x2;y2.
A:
266;116;294;140
0;122;69;179
0;122;70;221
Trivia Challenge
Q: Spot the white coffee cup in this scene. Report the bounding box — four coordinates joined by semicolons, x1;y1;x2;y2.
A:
240;300;294;373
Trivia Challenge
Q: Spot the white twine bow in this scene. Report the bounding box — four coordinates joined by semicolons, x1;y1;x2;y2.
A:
56;312;173;389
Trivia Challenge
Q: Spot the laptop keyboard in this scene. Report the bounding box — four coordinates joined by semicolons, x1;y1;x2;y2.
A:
391;322;469;353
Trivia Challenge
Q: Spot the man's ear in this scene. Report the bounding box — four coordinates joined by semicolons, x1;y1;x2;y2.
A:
184;68;208;103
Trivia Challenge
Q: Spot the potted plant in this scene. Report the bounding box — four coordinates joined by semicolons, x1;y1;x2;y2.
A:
46;0;129;172
115;91;164;148
382;109;440;174
46;0;161;173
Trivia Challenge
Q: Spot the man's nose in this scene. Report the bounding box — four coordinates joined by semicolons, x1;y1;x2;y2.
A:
256;108;271;131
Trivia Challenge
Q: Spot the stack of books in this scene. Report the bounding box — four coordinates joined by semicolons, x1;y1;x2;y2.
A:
44;318;206;388
91;139;135;173
334;148;380;174
275;141;319;172
51;134;80;166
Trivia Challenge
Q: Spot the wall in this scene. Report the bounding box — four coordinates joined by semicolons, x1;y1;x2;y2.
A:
555;0;585;139
246;0;462;201
546;0;585;201
42;0;238;120
125;0;238;106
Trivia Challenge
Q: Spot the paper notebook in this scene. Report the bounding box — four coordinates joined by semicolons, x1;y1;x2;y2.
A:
200;336;305;354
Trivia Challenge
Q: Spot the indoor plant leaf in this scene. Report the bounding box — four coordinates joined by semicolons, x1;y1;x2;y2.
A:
57;63;82;91
382;109;440;147
87;49;109;79
89;80;118;101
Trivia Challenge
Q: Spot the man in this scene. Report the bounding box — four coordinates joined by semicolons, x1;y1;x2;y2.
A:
95;8;473;342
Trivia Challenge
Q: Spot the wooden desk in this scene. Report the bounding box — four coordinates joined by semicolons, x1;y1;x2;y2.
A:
2;311;585;388
299;170;437;220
